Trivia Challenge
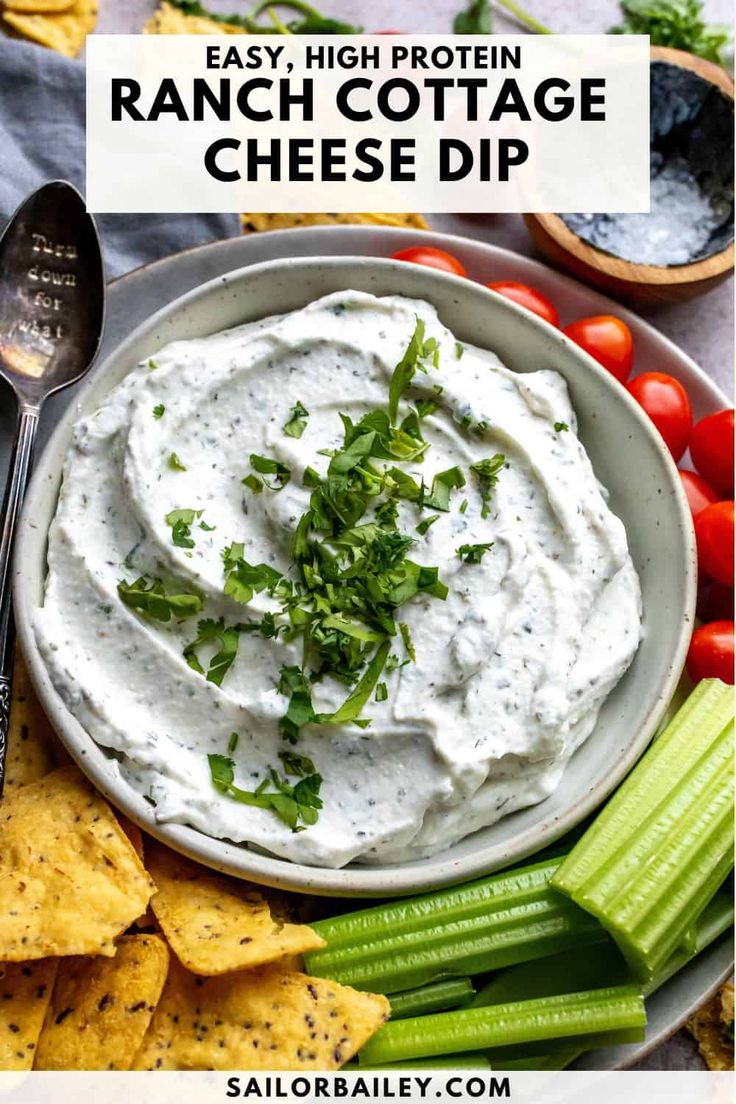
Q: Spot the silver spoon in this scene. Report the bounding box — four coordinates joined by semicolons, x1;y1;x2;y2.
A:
0;181;104;794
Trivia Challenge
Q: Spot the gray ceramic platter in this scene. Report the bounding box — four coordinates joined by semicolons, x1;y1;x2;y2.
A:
1;225;731;1070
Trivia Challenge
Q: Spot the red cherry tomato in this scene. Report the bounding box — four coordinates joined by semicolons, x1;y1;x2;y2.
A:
697;580;734;623
626;372;693;461
562;316;633;384
485;282;559;327
391;247;467;277
689;409;734;496
694;501;734;587
686;620;734;685
679;469;719;518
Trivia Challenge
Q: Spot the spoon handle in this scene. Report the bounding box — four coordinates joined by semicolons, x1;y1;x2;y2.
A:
0;405;40;796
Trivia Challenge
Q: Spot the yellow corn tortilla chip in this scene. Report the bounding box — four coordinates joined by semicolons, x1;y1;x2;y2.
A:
5;0;75;11
3;648;70;792
143;1;247;35
3;0;97;58
146;843;325;975
687;981;734;1071
241;212;429;233
0;766;155;962
133;958;389;1070
34;935;169;1070
0;958;58;1070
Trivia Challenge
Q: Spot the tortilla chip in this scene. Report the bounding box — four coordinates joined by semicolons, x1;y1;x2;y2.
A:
143;1;247;35
116;815;144;862
0;959;58;1070
132;958;389;1070
3;650;68;792
241;213;429;233
4;0;75;11
34;935;169;1070
0;766;155;961
3;0;97;57
687;981;735;1071
146;843;325;976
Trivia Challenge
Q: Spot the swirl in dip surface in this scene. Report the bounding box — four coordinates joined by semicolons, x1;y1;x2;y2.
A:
35;291;642;867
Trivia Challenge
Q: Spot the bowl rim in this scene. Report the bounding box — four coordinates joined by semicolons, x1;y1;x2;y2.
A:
527;45;735;289
13;253;697;896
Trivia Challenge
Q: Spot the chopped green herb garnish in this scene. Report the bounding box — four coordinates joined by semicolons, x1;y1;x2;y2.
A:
227;731;239;753
470;454;505;519
455;341;464;359
118;576;202;622
165;507;201;549
199;519;215;531
459;498;469;514
148;358;159;370
152;403;165;419
184;618;241;686
222;542;282;606
375;682;388;703
457;542;494;564
168;452;186;472
278;665;316;744
208;754;323;832
416;514;440;536
249;454;291;491
283;400;309;439
423;466;466;512
388;318;439;425
399;622;416;662
279;750;316;777
242;474;263;494
555;421;569;433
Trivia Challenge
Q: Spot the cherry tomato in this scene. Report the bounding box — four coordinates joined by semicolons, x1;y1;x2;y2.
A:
391;247;467;277
697;580;734;623
485;282;559;327
626;372;693;461
679;469;719;519
686;620;734;685
694;501;734;587
689;409;734;496
562;316;633;384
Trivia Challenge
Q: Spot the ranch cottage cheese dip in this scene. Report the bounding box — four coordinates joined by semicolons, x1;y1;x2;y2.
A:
35;291;642;867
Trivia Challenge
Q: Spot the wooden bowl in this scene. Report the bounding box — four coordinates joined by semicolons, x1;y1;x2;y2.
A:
525;47;734;306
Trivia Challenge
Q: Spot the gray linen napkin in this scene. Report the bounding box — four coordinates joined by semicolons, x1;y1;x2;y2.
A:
0;37;240;277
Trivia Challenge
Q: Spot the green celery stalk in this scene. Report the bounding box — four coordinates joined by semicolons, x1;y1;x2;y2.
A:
471;888;733;1069
389;979;475;1019
551;679;734;980
357;986;646;1066
358;1054;492;1070
306;857;606;993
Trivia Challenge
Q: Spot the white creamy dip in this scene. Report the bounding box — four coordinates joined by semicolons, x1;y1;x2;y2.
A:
35;291;642;867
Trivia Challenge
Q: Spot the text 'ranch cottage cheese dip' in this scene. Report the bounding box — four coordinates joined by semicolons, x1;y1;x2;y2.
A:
35;291;642;868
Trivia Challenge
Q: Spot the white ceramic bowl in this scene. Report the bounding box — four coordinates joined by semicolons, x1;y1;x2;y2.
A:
13;256;696;896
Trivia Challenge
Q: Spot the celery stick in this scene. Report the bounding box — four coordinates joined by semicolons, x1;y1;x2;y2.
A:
357;986;645;1066
359;1054;492;1070
389;979;475;1019
552;679;734;979
501;1051;581;1070
306;856;606;993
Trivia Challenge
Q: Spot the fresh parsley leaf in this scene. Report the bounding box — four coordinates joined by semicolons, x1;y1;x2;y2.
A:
423;466;466;512
249;454;291;490
388;319;439;425
168;452;186;472
184;618;241;686
165;507;202;549
207;753;323;832
199;519;216;531
279;750;316;777
609;0;730;65
278;665;316;743
118;576;203;622
242;474;263;494
555;421;569;433
457;542;494;564
283;400;309;439
152;403;165;419
471;454;505;519
318;639;391;726
221;543;282;606
416;514;440;536
453;0;492;33
375;682;388;703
